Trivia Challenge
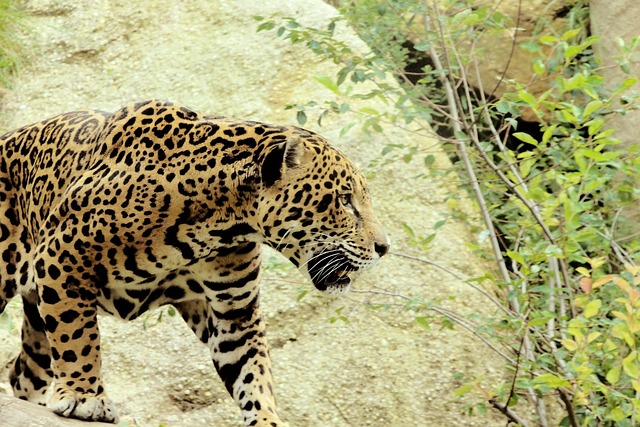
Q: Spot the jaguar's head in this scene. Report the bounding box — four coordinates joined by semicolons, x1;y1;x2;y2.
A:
256;132;389;294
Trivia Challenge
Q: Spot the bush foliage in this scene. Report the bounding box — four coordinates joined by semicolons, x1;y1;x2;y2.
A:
256;1;640;426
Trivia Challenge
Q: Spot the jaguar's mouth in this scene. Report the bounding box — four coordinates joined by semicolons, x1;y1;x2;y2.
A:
307;252;356;293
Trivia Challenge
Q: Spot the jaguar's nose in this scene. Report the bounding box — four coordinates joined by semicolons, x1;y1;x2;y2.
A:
374;241;390;257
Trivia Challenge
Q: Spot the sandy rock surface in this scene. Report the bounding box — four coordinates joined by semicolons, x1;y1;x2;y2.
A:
0;1;504;426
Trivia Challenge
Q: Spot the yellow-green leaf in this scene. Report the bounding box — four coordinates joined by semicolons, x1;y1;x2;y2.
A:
314;75;340;94
609;406;627;422
603;339;619;354
532;373;571;389
612;322;635;347
562;339;578;352
359;107;379;116
513;132;538;146
583;100;603;118
540;35;558;44
623;351;640;379
587;331;601;343
591;275;612;289
561;28;581;41
533;58;546;75
541;125;557;143
453;383;474;397
528;315;553;327
583;299;602;318
576;267;590;277
519;158;535;178
606;366;621;385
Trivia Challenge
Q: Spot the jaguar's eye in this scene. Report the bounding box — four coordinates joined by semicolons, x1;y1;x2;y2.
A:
338;193;352;208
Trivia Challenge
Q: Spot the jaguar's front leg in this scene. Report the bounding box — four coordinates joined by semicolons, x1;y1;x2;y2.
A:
176;263;285;427
34;248;118;423
213;295;284;427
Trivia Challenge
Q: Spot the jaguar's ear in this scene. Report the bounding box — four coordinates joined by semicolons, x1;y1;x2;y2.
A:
261;136;304;187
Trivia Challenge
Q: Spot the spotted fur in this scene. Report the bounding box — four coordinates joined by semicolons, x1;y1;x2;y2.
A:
0;100;389;425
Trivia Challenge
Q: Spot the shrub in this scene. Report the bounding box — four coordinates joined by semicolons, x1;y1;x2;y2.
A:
256;1;640;425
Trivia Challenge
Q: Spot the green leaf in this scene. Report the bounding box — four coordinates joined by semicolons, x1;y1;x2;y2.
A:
496;100;511;114
402;222;415;238
513;132;538;146
424;154;435;168
296;110;307;125
327;20;335;35
256;21;276;32
520;42;542;53
586;117;604;135
434;219;447;230
528;315;553;327
454;130;468;141
579;148;619;162
517;90;537;106
339;122;355;137
544;245;563;257
414;41;430;51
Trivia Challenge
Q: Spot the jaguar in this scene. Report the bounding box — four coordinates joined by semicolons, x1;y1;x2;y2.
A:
0;99;389;426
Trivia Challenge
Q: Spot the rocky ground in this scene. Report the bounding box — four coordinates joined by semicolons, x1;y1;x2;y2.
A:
0;1;506;426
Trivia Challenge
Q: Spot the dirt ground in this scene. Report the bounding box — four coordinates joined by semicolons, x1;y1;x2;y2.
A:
0;1;506;426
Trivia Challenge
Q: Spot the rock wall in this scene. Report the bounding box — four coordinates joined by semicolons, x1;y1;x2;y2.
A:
0;1;503;426
590;0;640;230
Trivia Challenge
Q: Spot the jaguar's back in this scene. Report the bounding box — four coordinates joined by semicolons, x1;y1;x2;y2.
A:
0;110;111;310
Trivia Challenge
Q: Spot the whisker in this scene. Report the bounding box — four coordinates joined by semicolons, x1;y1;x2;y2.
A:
310;255;347;284
314;259;349;285
274;228;293;252
297;248;342;272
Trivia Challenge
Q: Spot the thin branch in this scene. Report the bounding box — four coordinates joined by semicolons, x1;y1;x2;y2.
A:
431;2;551;424
350;288;517;364
424;3;514;292
489;398;530;427
558;389;579;427
389;251;513;315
